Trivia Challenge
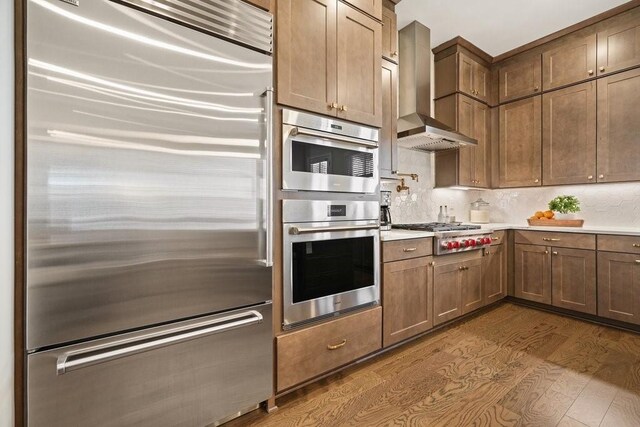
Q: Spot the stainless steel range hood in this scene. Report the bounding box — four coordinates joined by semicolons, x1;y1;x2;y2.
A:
397;21;477;151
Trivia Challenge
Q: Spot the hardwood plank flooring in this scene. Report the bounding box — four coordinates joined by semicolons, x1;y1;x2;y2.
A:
226;303;640;427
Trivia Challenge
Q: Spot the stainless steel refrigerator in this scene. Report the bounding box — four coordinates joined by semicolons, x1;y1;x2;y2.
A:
25;0;274;425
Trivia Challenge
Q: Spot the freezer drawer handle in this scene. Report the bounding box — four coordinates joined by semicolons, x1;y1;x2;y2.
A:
291;127;378;148
56;310;263;375
289;225;379;235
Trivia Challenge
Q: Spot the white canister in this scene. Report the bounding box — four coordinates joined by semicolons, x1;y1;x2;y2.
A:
469;198;490;224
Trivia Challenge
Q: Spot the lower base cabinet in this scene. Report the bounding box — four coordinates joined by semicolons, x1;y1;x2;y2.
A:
551;248;597;314
433;254;484;326
515;244;552;304
597;251;640;325
483;243;507;304
276;307;382;392
382;257;434;347
461;258;484;314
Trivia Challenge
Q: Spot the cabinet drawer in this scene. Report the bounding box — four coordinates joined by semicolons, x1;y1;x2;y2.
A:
598;234;640;255
382;238;433;262
276;307;382;391
515;230;595;250
490;230;506;246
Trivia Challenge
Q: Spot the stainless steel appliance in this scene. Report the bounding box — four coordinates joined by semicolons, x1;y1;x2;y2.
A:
282;200;380;328
26;0;274;425
380;191;392;231
282;109;380;194
397;22;477;151
392;223;494;255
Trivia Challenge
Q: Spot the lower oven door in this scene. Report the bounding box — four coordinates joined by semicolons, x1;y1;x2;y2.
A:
27;303;273;427
283;221;380;327
283;125;379;194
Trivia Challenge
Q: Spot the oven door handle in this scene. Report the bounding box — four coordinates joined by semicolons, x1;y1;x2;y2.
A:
289;225;379;235
291;127;378;148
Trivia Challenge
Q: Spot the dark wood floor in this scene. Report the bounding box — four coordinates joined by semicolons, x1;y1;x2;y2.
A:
227;303;640;427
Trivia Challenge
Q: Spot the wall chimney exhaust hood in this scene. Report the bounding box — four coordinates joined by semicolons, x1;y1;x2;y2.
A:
397;21;477;151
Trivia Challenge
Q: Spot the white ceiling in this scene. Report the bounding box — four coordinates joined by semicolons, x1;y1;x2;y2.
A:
396;0;630;57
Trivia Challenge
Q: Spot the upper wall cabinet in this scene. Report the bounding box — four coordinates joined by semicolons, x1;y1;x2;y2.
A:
380;59;398;178
498;55;542;103
242;0;271;11
342;0;382;20
498;96;542;187
277;0;382;127
381;6;398;62
459;53;490;103
542;34;597;90
597;67;640;183
597;19;640;76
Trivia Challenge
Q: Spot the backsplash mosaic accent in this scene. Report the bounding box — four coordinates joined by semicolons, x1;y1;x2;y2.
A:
383;148;640;228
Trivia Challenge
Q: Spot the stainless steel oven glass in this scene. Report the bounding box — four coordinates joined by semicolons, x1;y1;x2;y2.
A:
282;109;379;194
283;200;380;327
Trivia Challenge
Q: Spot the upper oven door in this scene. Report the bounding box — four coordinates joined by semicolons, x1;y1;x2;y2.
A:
283;125;379;194
283;221;380;327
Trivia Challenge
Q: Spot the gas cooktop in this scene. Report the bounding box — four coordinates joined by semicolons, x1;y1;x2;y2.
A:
392;223;482;232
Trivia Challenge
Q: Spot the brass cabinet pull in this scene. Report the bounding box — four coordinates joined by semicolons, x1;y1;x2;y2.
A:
636;260;640;264
633;244;640;248
552;251;559;255
588;69;594;75
599;66;605;72
459;266;469;271
492;236;501;240
392;51;398;57
403;247;417;252
339;105;348;112
599;174;605;179
544;250;549;254
588;175;593;180
430;261;436;266
542;238;561;242
327;339;347;350
534;178;540;183
329;102;338;110
534;86;540;92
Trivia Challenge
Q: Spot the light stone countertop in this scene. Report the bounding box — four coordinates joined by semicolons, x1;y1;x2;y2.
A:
381;223;640;241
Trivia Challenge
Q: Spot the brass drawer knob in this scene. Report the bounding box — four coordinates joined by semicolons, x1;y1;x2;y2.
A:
599;66;605;72
340;105;348;112
552;251;559;255
599;174;605;179
636;260;640;264
534;178;540;183
588;175;593;180
392;51;398;57
329;102;338;110
588;69;594;75
534;86;540;92
544;250;549;254
327;339;347;350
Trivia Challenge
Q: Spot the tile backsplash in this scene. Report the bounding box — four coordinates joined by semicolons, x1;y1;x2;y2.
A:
382;148;640;228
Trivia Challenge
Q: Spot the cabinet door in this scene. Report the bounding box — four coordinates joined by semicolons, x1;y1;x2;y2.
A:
483;244;506;305
457;95;475;187
597;68;640;183
597;20;640;76
336;2;382;127
461;258;483;314
551;248;597;315
473;61;490;103
458;53;475;99
498;96;542;187
542;82;596;185
379;60;398;178
433;262;462;326
341;0;382;20
542;34;597;90
242;0;271;11
472;100;489;188
381;6;398;62
277;0;337;115
382;257;433;347
499;55;542;103
514;244;551;304
597;252;640;325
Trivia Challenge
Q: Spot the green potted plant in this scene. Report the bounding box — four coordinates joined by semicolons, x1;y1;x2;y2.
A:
548;195;581;220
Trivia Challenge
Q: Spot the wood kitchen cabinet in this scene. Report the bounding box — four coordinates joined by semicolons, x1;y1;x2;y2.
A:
381;6;398;62
380;59;398;178
498;96;542;188
483;243;506;305
597;67;640;183
434;52;489;103
514;244;552;304
433;254;483;326
434;94;489;188
498;55;542;103
597;18;640;76
241;0;271;11
542;34;597;90
461;258;484;314
542;81;596;186
342;0;382;20
277;0;382;127
382;256;434;347
551;248;597;315
597;251;640;325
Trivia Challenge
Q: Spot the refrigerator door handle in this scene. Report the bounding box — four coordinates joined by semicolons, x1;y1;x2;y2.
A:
263;87;275;267
56;310;264;375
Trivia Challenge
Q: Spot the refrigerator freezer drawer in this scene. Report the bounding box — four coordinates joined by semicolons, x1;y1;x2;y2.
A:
27;303;273;427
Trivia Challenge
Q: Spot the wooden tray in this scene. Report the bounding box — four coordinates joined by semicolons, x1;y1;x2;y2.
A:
527;219;584;227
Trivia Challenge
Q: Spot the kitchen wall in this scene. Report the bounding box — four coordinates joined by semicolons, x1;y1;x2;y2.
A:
384;150;640;228
1;1;14;426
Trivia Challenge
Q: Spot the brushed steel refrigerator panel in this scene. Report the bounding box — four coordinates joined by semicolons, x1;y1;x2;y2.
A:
26;0;273;350
27;303;273;427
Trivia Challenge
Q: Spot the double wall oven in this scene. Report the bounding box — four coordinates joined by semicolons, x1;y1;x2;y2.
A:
281;109;381;328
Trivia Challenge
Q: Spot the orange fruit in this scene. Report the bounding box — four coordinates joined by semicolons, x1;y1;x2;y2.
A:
539;217;549;220
535;211;545;219
544;210;554;219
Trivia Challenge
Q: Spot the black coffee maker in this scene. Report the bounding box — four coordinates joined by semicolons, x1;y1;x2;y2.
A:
380;191;392;231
